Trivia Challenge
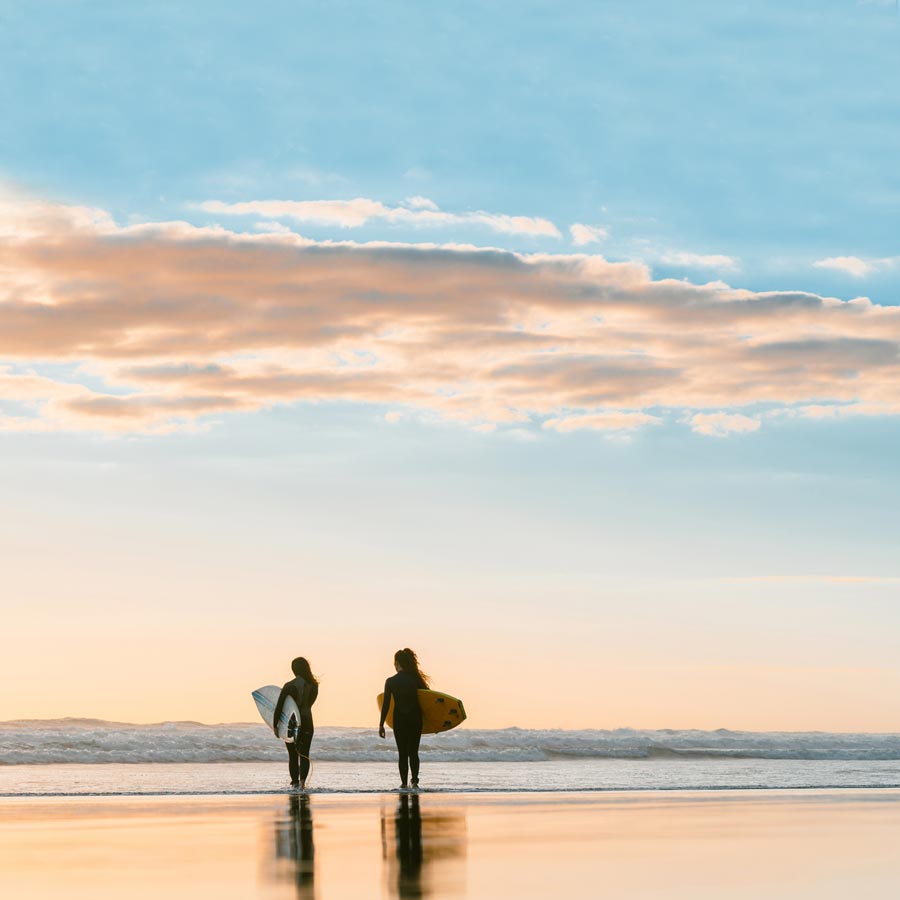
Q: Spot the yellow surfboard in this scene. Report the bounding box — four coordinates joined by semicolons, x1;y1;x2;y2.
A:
377;689;467;734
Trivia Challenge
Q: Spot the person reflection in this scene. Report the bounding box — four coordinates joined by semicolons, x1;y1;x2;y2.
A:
395;794;423;893
270;794;315;899
382;794;467;898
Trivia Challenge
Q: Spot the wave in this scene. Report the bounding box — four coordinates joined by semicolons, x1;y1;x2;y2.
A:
3;720;900;765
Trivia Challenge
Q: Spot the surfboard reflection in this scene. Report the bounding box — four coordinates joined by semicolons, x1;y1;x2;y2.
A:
267;794;316;899
381;795;467;898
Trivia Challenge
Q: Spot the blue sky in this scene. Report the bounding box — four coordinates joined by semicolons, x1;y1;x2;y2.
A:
3;0;899;296
1;1;899;727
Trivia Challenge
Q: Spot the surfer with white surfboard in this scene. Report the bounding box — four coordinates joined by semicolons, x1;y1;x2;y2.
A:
379;648;430;791
272;657;319;790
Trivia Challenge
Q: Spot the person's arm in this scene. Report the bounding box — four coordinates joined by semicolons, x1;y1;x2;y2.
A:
272;684;290;736
378;680;392;739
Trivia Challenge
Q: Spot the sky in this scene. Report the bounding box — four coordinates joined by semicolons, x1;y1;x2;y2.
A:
1;0;900;731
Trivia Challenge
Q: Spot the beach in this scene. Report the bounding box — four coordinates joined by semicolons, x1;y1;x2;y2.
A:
4;789;900;899
4;3;899;898
5;730;900;897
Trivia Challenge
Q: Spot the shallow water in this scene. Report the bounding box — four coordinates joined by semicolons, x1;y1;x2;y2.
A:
3;758;900;797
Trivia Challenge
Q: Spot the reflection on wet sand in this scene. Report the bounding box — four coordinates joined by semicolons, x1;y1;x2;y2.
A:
381;794;467;898
266;794;316;899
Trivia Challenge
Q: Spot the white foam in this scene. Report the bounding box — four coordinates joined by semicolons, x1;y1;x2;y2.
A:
2;720;900;766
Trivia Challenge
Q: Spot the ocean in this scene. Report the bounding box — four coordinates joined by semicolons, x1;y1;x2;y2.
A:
3;719;900;796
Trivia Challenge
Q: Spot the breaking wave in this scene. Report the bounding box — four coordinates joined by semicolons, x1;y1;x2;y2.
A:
3;720;900;766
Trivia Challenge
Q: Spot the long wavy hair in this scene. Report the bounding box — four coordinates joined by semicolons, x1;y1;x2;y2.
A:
394;648;430;689
291;657;319;684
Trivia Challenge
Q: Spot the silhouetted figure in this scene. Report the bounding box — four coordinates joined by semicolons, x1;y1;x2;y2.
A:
381;794;468;898
394;794;424;897
379;648;429;790
273;657;319;789
271;794;316;899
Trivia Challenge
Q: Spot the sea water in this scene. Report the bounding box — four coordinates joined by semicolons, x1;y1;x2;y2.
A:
2;720;900;796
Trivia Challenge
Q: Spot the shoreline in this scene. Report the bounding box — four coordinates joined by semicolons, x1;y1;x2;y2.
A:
5;783;900;799
5;756;900;798
5;787;900;812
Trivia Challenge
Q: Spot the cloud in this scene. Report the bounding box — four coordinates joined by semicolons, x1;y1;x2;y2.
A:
403;196;439;211
253;220;294;234
812;255;898;278
688;412;761;437
199;197;562;238
660;251;740;271
570;223;609;246
3;195;900;435
813;256;872;277
768;400;899;423
0;365;234;433
543;411;661;433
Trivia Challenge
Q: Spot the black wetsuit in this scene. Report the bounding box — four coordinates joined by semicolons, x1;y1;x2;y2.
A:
381;671;424;784
274;677;318;783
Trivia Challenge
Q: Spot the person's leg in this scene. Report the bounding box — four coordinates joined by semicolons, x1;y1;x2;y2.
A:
287;742;300;785
409;723;422;785
297;727;313;783
393;721;410;786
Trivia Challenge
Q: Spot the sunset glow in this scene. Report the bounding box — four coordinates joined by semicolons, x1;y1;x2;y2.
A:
2;0;899;733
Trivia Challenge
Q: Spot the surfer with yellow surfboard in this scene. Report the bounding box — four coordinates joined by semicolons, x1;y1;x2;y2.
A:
379;648;429;791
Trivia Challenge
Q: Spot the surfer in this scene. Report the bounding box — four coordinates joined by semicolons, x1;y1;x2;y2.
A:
379;648;429;791
273;657;319;790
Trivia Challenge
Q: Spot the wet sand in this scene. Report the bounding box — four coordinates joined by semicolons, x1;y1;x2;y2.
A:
3;790;900;899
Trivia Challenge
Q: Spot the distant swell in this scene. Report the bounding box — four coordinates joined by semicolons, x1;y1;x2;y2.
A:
2;720;900;766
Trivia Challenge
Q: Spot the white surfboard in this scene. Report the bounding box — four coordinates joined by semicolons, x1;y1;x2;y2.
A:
252;684;301;743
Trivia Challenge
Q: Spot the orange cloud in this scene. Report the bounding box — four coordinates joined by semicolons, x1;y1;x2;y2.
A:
2;195;900;434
